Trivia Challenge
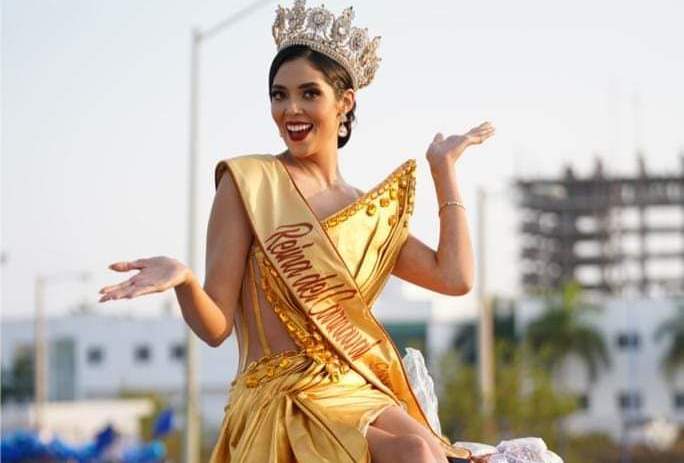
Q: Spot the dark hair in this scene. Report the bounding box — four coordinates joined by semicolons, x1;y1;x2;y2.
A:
268;45;356;148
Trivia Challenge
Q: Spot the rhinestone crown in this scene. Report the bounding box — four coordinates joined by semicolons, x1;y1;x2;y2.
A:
272;0;381;90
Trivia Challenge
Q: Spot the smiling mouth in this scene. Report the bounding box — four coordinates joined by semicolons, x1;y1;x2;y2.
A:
286;123;313;142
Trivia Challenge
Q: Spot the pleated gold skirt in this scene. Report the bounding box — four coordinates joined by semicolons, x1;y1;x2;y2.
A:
208;349;399;463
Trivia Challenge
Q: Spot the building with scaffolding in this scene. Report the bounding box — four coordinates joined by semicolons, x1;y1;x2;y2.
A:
513;156;684;442
516;155;684;297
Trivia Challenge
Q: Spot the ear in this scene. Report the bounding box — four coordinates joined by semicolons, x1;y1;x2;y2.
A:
338;88;355;115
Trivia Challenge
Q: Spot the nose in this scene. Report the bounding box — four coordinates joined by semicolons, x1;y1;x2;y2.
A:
283;98;303;116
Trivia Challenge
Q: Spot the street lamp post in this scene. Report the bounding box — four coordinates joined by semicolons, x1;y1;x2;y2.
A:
476;188;495;439
33;270;90;432
476;185;518;438
183;2;275;462
34;276;47;432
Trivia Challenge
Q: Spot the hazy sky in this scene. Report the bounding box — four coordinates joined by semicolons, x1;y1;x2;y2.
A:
2;0;683;321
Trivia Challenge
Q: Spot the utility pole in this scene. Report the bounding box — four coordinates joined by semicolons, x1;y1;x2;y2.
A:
477;187;496;439
184;26;201;463
34;276;46;432
33;271;90;432
183;2;275;462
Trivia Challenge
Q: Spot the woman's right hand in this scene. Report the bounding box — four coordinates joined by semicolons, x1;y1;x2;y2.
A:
98;256;191;302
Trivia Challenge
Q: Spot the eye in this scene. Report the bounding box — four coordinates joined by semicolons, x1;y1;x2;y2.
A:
303;89;320;99
270;90;285;101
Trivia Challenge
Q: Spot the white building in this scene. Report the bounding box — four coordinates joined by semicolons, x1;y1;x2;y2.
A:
5;280;681;445
514;296;684;441
1;278;446;439
1;311;239;438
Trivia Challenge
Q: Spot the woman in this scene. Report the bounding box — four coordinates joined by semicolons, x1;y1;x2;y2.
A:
99;1;494;462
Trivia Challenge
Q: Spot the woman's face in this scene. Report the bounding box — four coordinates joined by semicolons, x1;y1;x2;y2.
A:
270;57;353;158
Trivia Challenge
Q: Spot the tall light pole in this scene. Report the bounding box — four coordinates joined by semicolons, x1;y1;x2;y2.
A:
183;2;275;462
34;276;46;432
476;187;495;439
476;185;519;437
33;270;90;432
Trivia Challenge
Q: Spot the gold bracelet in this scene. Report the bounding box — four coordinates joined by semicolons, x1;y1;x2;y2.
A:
438;200;466;215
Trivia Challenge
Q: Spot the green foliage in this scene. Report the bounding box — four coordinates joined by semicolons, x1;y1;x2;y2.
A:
1;348;34;403
654;300;684;379
561;432;684;463
451;297;519;366
118;389;182;462
561;433;618;462
438;349;484;440
438;341;577;448
525;281;611;382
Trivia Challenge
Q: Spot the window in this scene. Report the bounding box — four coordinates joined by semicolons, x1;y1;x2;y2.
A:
383;322;427;360
618;391;642;410
674;392;684;410
86;346;104;365
134;345;151;363
577;394;590;410
616;333;640;350
170;343;185;361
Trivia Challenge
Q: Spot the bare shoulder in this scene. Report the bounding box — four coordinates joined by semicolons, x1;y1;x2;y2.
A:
210;169;251;241
205;165;253;296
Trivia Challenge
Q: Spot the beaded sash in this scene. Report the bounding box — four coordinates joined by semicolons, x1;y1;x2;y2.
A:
215;153;470;460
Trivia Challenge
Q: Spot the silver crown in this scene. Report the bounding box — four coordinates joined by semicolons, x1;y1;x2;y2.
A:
272;0;381;90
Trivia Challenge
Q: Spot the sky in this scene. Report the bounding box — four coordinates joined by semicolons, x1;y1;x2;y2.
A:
2;0;683;321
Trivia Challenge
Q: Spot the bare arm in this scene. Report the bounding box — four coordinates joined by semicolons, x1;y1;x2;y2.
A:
392;164;474;295
392;122;495;296
99;165;252;348
175;168;253;346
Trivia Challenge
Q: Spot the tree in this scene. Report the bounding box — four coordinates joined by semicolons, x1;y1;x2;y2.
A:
1;348;34;403
438;341;577;448
654;300;684;379
451;296;519;366
524;281;611;382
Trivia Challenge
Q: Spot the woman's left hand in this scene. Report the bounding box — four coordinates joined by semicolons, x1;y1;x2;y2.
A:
426;121;495;170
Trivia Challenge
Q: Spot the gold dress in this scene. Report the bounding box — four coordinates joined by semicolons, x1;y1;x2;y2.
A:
208;154;469;462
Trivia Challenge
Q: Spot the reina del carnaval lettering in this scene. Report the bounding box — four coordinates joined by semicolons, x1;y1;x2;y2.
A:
264;223;382;360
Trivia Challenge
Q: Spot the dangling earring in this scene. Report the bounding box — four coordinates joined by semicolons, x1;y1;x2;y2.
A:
338;113;349;137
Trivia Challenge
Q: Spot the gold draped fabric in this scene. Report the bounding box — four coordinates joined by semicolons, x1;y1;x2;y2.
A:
208;154;470;462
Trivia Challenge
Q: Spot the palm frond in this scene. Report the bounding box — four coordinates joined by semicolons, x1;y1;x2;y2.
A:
524;281;611;382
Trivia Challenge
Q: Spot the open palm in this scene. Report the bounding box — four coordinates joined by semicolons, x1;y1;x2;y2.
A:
426;121;495;167
98;256;190;302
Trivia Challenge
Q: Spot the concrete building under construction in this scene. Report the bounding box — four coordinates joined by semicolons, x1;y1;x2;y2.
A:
516;155;684;297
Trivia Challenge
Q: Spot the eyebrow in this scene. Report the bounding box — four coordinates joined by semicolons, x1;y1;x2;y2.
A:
271;82;320;90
